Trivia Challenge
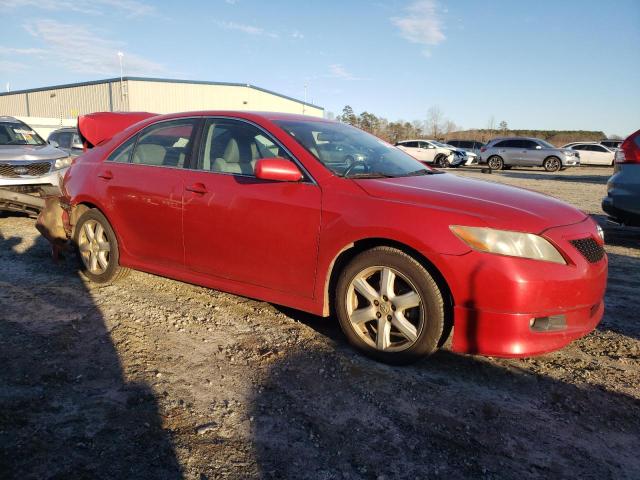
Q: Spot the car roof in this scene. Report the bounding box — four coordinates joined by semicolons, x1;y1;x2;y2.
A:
398;139;437;142
0;116;21;123
50;127;77;133
143;111;334;124
489;136;548;142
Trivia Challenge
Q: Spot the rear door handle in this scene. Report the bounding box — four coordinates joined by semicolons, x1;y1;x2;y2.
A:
98;170;113;180
185;182;207;195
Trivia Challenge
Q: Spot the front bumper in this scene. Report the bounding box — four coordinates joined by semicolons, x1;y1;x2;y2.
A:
435;217;607;357
0;167;68;188
562;156;580;167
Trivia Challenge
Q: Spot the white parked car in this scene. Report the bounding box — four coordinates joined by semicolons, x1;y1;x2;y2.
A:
563;142;615;166
395;139;469;168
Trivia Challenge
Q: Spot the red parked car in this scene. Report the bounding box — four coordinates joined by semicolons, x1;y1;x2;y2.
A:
42;111;608;364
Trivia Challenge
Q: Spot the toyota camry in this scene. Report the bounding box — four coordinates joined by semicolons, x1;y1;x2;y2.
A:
39;111;608;364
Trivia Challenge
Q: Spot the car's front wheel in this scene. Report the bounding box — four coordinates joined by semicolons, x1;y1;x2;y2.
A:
487;155;504;170
434;154;450;168
543;156;561;172
335;247;445;365
74;208;129;284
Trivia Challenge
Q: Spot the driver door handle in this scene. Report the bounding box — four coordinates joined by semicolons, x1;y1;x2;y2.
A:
98;170;113;180
186;182;207;195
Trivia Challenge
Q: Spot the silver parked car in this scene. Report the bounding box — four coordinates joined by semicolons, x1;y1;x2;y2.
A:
602;129;640;226
480;137;580;172
0;116;73;214
47;127;84;156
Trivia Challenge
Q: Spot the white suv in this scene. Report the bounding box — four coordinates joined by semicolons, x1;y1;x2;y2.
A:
395;139;469;167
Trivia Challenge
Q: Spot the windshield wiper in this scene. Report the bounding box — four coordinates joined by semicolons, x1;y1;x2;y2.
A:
398;169;443;177
344;172;395;179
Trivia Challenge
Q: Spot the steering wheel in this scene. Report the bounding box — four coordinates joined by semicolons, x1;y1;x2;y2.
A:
342;156;367;177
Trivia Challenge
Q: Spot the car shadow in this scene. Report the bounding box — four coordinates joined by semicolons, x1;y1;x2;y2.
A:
249;340;640;479
491;171;610;185
0;225;183;479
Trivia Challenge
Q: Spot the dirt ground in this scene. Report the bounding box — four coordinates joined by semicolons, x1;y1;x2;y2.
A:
1;166;638;480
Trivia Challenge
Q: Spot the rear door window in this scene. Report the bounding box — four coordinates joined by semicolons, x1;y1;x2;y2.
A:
107;135;138;163
131;119;198;168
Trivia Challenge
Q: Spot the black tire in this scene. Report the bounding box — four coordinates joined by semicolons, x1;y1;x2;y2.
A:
335;247;445;365
487;155;504;170
434;154;450;168
74;208;129;284
543;156;561;172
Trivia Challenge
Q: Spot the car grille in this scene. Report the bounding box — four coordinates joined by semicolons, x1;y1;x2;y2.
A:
569;238;605;263
0;162;52;178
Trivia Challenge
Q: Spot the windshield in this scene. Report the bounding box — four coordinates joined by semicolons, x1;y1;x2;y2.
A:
432;141;452;148
275;120;433;178
0;122;45;146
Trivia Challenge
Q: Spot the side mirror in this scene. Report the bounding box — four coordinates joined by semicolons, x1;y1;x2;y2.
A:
49;140;59;148
72;142;83;150
255;158;303;182
535;145;542;150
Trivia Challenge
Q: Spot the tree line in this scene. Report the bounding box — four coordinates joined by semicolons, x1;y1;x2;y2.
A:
334;105;609;146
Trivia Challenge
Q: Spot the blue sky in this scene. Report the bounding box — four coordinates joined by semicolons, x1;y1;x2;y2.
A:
0;0;638;136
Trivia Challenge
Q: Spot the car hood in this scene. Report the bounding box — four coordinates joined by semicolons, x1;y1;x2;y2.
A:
354;173;587;233
0;144;68;161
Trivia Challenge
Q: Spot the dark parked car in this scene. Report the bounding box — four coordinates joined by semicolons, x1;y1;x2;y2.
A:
600;139;623;150
47;127;83;156
602;129;640;226
445;139;484;156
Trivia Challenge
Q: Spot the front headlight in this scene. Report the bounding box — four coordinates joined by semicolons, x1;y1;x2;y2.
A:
53;156;73;170
450;226;566;264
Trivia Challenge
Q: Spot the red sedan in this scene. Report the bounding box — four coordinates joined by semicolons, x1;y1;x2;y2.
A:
45;111;607;364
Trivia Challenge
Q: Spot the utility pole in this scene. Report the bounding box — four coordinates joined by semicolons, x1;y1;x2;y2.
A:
117;51;125;111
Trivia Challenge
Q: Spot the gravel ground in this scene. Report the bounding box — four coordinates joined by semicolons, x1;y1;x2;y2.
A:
0;166;638;480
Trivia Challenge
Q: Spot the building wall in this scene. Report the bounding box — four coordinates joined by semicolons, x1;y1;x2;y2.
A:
0;79;323;120
126;81;324;117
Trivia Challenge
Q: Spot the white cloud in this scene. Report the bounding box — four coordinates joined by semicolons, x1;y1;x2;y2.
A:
327;64;359;81
224;0;238;4
23;19;167;75
391;0;446;56
0;0;155;17
291;30;304;39
215;20;278;38
0;60;30;72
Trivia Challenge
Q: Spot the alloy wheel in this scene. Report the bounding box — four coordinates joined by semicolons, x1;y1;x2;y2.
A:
77;219;112;275
346;266;424;352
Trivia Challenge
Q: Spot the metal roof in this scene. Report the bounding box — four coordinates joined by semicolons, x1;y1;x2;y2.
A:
0;77;324;111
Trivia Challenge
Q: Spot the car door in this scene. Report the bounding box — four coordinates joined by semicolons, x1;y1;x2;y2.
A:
397;141;422;161
520;140;543;166
95;118;199;268
493;140;518;164
571;144;591;163
182;117;321;298
585;145;614;165
420;142;437;162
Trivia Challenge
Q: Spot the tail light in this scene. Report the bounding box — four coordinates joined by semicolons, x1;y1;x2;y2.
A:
616;130;640;164
480;147;487;152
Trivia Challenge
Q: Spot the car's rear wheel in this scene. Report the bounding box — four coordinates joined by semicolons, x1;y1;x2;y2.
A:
487;155;504;170
74;209;129;284
543;156;561;172
335;247;445;365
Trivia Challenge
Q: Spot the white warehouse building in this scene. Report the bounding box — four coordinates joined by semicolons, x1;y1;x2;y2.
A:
0;77;324;137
